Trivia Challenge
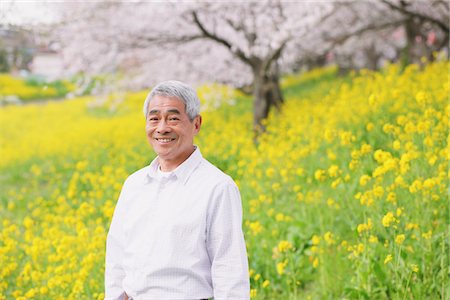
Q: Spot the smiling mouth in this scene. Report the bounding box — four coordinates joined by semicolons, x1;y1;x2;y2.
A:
154;137;176;143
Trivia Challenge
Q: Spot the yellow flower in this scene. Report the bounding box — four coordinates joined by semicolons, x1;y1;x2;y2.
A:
311;235;321;245
395;234;406;245
368;94;377;106
415;91;429;105
357;219;372;234
384;254;393;264
394;176;406;187
411;264;419;273
275;213;285;222
369;235;378;244
357;243;364;253
312;257;319;268
396;115;407;125
357;224;366;234
382;212;395;227
374;149;392;163
314;169;326;181
25;288;37;298
23;217;34;229
409;180;423;193
367;218;373;229
278;240;293;253
423;178;436;189
327;198;335;207
406;223;419;230
340;131;355;145
349;159;359;170
393;140;401;150
383;123;395;134
359;175;371;186
360;143;373;154
248;221;263;236
250;288;257;298
265;167;275;178
373;186;385;198
327;165;339;177
423;136;433;147
262;279;270;288
277;259;289;275
387;192;397;203
340;240;348;249
324;129;336;142
324;231;335;245
422;230;432;240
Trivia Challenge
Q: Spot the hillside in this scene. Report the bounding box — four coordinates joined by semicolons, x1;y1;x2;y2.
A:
0;61;448;299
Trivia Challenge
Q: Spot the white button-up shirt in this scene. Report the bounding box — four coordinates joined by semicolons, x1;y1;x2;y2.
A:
105;147;250;300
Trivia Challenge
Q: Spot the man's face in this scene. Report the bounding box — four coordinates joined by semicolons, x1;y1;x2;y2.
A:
145;95;201;167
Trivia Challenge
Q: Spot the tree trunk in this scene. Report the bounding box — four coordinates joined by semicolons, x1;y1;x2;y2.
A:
401;17;416;67
267;72;284;111
365;42;379;70
253;71;268;136
252;63;284;137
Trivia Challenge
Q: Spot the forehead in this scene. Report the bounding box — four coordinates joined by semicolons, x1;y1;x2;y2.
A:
147;95;186;113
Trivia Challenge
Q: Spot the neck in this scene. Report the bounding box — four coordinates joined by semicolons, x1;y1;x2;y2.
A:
159;146;195;172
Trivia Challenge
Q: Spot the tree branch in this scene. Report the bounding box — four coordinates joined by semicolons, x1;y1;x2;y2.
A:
324;18;407;47
263;40;287;73
381;0;449;32
191;11;251;65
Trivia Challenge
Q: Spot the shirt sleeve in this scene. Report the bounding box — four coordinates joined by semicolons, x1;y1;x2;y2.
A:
206;180;250;300
105;180;128;300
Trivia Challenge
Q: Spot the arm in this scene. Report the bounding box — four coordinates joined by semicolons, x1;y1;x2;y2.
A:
206;181;250;300
105;183;128;300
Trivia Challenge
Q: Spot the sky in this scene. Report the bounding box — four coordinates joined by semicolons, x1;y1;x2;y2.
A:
0;0;60;26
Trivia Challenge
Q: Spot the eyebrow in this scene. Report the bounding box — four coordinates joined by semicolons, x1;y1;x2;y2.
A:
148;109;181;115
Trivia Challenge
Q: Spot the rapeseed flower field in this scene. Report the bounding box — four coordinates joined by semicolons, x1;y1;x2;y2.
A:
0;74;74;103
0;61;448;299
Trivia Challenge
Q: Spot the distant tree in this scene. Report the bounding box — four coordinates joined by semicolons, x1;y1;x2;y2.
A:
0;48;9;72
381;0;449;66
321;1;448;72
0;25;34;72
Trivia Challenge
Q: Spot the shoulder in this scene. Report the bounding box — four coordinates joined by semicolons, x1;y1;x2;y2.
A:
194;157;236;188
122;165;151;188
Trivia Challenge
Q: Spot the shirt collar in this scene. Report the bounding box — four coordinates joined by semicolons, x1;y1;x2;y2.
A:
145;146;203;185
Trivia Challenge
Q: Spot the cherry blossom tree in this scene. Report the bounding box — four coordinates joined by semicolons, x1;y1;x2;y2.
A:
55;2;338;133
320;0;448;71
53;1;448;133
380;0;449;65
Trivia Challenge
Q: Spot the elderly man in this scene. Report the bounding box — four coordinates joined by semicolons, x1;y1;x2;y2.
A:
105;80;250;300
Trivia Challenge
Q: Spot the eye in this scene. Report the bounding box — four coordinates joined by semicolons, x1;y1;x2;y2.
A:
147;117;159;121
169;117;180;121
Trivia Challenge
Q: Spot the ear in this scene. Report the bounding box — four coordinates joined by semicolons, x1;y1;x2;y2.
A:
193;115;202;135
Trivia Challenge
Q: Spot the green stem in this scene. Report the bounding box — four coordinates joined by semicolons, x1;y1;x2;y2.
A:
403;271;413;300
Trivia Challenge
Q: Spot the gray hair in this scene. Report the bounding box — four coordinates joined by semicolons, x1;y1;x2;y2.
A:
143;80;201;121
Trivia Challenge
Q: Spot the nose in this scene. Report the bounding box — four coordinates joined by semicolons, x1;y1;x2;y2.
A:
156;119;171;134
